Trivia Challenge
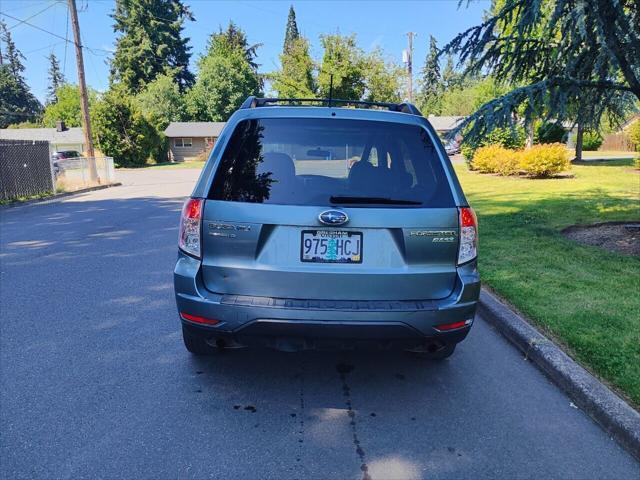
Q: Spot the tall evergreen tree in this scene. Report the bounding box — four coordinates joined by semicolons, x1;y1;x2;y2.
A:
271;36;316;98
0;21;26;78
110;0;194;93
442;0;639;144
418;36;442;114
214;22;262;75
46;53;65;105
441;54;460;90
283;6;300;54
0;21;42;127
272;8;313;98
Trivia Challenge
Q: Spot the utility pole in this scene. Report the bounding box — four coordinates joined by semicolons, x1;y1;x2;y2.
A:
406;32;416;103
68;0;98;182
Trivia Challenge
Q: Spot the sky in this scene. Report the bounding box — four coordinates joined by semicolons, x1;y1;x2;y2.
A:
0;0;489;102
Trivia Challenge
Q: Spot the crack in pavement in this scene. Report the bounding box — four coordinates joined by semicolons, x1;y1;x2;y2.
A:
336;362;371;480
294;359;306;478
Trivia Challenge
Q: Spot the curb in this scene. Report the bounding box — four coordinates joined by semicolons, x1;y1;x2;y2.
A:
0;183;122;209
478;289;640;460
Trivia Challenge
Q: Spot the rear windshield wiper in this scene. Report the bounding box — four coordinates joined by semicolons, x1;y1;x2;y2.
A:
330;195;422;205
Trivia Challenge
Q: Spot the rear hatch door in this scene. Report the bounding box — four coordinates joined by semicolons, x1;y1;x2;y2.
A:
201;116;459;301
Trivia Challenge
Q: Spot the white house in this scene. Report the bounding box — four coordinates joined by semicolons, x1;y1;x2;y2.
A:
0;123;85;156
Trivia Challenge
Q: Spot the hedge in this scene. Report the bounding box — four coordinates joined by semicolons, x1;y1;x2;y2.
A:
470;143;571;178
519;143;571;177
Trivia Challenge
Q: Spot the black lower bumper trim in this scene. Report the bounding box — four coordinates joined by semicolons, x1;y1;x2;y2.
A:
182;319;471;351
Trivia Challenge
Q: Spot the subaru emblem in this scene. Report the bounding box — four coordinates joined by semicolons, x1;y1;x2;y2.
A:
318;210;349;226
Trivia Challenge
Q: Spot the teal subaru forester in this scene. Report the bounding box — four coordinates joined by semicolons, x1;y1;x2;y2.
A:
174;97;480;358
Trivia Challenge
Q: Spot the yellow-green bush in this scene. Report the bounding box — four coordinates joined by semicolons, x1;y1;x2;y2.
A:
628;120;640;152
471;145;519;174
519;143;571;177
494;149;521;175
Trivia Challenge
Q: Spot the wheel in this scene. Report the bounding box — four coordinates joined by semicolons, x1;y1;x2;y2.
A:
182;325;217;355
407;343;456;360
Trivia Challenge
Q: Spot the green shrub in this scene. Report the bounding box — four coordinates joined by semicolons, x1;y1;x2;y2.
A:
485;126;526;149
519;143;571;177
582;131;603;151
627;120;640;152
461;125;525;166
535;122;567;144
634;156;640;170
461;144;475;167
472;145;520;175
93;86;164;168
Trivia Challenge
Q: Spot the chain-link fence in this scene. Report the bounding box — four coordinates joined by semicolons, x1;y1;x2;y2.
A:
54;157;116;192
1;139;117;201
0;140;54;201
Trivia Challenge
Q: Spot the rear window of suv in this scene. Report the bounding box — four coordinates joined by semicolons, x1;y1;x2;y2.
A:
209;118;454;208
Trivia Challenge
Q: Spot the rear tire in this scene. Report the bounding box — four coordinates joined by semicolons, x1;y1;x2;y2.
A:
182;325;217;355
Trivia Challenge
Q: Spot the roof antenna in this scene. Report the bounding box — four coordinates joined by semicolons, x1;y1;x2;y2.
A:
328;74;334;108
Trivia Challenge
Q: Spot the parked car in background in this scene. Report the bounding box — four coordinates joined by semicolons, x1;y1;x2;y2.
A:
52;150;82;161
445;140;461;156
174;96;480;359
51;150;82;176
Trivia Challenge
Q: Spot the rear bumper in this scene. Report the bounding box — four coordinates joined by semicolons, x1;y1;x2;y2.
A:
174;252;480;349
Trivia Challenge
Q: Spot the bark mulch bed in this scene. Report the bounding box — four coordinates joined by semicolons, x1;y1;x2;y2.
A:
562;221;640;256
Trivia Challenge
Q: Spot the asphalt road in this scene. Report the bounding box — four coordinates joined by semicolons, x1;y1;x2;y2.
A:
1;170;638;480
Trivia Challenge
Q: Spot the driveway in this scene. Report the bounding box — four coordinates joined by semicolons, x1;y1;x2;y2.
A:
1;169;638;479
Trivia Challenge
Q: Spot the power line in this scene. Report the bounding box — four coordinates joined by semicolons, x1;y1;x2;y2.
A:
6;1;60;31
23;40;65;55
0;11;112;55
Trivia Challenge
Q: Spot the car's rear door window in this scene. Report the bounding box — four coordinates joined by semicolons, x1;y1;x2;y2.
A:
209;118;454;207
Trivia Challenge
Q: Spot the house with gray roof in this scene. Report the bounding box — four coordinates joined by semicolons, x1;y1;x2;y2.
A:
164;122;226;162
0;124;85;156
427;115;466;135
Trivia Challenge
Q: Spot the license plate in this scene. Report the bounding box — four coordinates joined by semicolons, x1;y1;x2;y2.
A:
301;230;362;263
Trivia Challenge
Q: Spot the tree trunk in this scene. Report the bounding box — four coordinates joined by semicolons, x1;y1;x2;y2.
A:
525;119;534;149
574;123;584;162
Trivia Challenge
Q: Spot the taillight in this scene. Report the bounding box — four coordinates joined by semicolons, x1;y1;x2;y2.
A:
434;319;473;331
179;197;203;258
180;312;220;325
458;207;478;265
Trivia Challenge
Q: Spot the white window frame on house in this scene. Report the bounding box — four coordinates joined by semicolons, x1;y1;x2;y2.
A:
174;137;193;148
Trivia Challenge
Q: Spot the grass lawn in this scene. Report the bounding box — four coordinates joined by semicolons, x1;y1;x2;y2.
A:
454;159;640;406
580;150;637;159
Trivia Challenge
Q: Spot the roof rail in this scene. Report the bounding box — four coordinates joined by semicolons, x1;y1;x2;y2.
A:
240;96;422;116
